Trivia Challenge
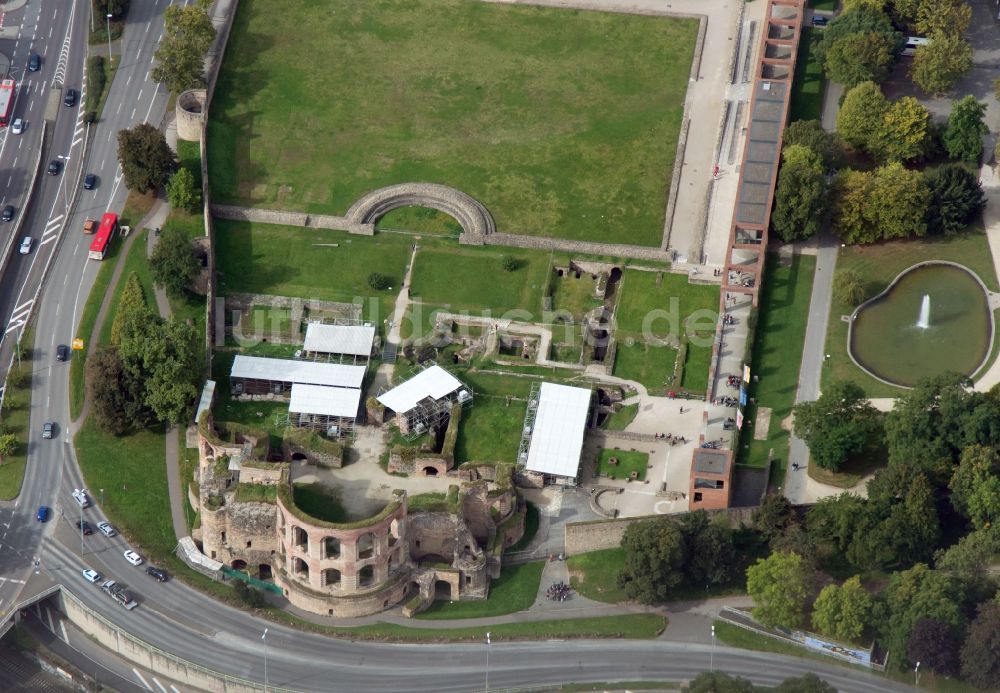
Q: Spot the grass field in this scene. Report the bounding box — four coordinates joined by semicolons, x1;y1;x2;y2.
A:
292;483;349;523
550;272;603;322
375;207;463;236
789;27;824;123
0;332;36;500
615;270;718;337
409;246;549;316
567;547;628;604
208;0;696;246
822;229;999;397
98;231;156;344
213;220;412;322
612;341;677;393
602;403;638;431
454;395;527;464
737;255;816;481
416;561;544;619
596;449;649;481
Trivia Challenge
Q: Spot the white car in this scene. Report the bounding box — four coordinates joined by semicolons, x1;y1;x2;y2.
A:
72;488;90;508
97;521;117;537
123;550;143;566
11;118;23;134
18;237;32;255
82;568;101;584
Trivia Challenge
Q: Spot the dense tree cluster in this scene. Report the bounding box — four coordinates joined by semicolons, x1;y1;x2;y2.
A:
117;123;177;194
815;5;902;88
87;272;201;434
793;380;882;471
151;0;216;94
770;145;828;243
150;226;200;299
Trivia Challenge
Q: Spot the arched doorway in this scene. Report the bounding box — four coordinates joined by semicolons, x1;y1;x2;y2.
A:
435;580;452;600
231;559;248;571
422;466;438;477
258;564;272;581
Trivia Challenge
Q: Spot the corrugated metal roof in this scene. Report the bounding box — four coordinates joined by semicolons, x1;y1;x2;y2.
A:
231;355;365;389
288;383;362;418
303;323;376;357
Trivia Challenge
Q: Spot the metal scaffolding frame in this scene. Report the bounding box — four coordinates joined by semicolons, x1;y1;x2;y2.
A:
516;381;542;468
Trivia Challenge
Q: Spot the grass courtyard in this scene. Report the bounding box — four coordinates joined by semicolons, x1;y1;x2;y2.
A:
789;27;824;124
208;0;697;246
595;449;649;481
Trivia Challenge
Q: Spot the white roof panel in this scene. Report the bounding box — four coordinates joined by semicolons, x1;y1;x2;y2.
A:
303;323;376;357
289;383;361;418
195;380;216;423
377;365;463;414
525;383;591;478
231;355;365;389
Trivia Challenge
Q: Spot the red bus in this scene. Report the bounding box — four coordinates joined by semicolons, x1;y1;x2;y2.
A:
0;79;15;126
88;213;118;260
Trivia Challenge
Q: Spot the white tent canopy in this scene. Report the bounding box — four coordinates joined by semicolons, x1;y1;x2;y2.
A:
303;323;376;357
377;365;463;414
525;383;591;479
289;383;362;418
231;355;365;389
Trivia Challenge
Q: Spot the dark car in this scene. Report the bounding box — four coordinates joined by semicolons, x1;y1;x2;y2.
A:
36;506;50;522
811;15;828;26
2;205;14;222
75;520;94;536
83;173;97;190
56;344;69;361
47;160;60;176
28;54;40;72
63;88;77;107
145;566;169;582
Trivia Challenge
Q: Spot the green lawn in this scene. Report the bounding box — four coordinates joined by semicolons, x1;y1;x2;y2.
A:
567;547;628;604
822;230;999;397
98;231;157;344
416;561;544;619
612;340;677;393
602;403;638;431
789;26;824;123
737;255;816;482
615;270;719;337
680;342;713;394
0;333;37;500
292;483;349;523
375;207;463;236
808;0;838;10
409;246;549;317
455;395;527;464
596;449;649;481
208;0;697;246
549;272;603;322
213;219;412;321
75;418;175;560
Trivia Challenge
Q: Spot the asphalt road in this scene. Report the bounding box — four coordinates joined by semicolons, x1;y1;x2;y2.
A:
0;2;914;692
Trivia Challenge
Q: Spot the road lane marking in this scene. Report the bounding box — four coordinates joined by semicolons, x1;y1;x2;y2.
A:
72;137;82;146
131;107;136;119
40;236;57;246
152;677;168;693
12;299;32;315
133;669;153;691
47;215;64;227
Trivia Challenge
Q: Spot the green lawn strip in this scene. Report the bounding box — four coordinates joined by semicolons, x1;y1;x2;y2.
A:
808;0;838;10
179;428;198;531
789;26;824;124
454;393;527;464
615;269;719;336
602;403;638;431
416;561;544;619
736;255;816;483
292;483;349;523
213;219;406;322
596;449;649;481
549;271;604;322
612;340;677;394
558;683;680;692
0;330;37;500
567;547;629;604
409;246;549;317
506;501;539;552
119;190;158;228
822;229;999;397
75;418;175;561
209;0;696;245
85;55;118;119
680;342;712;393
375;207;463;236
98;230;156;344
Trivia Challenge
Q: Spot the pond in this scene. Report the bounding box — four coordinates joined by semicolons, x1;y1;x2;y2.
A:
848;263;993;388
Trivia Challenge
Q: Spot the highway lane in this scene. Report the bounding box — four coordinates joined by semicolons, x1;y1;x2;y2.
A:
0;1;917;691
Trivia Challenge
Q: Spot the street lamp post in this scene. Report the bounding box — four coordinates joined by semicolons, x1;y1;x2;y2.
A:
79;489;86;553
100;488;104;507
710;624;716;672
58;155;70;214
262;628;268;692
485;631;491;693
106;14;113;65
915;661;921;687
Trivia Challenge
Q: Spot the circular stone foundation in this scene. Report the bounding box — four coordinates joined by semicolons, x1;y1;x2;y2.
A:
848;262;994;388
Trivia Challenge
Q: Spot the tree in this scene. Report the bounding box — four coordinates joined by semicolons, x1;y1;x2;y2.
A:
816;6;902;65
682;672;755;693
961;602;1000;688
773;673;837;693
166;167;200;212
934;526;1000;592
367;272;392;291
500;255;517;272
753;493;792;542
911;35;973;96
94;0;129;19
0;433;16;458
151;2;216;94
836;81;888;150
832;268;867;306
150;227;199;299
925;164;985;236
793;380;882;471
617;518;686;603
915;0;971;38
907;618;961;677
943;96;988;163
878;564;966;666
86;346;150;435
834;163;928;244
679;511;736;586
949;445;1000;528
141;317;201;424
825;32;895;87
806;493;869;555
890;0;921;27
117;123;176;193
746;551;811;629
811;576;872;641
783;120;844;170
874;96;930;163
110;273;152;346
770;145;828;242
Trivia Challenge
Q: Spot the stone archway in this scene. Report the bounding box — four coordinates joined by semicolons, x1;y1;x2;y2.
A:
344;183;496;244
